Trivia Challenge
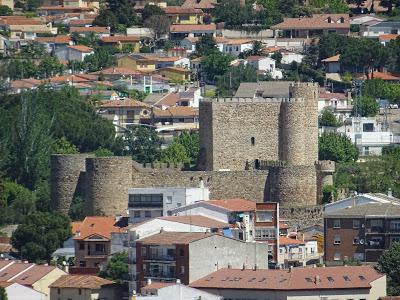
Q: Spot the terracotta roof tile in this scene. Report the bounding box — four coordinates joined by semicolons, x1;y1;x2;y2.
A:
101;35;141;43
279;236;304;245
35;35;71;44
224;38;253;45
158;215;230;228
153;106;199;118
321;54;340;62
163;6;203;14
206;199;256;212
98;99;151;109
137;231;216;245
0;282;13;288
50;275;114;289
141;282;174;292
38;6;92;11
69;19;94;26
67;45;94;52
159;66;191;73
181;0;216;9
0;263;34;281
379;34;400;41
73;216;125;240
12;265;58;285
271;14;350;30
190;266;384;290
170;24;216;33
70;26;109;33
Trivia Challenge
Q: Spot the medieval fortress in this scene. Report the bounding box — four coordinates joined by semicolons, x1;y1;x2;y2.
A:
51;82;335;223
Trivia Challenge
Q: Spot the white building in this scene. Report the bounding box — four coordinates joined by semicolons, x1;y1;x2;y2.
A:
280;51;304;65
319;91;353;120
169;198;256;242
138;281;222;300
222;39;253;57
245;56;283;79
55;45;94;62
0;282;45;300
128;186;209;223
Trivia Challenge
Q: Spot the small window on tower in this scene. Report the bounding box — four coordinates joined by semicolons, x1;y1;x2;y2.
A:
251;137;255;145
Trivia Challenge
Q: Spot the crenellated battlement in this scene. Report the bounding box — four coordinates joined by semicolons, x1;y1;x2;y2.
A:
290;82;319;88
202;97;305;103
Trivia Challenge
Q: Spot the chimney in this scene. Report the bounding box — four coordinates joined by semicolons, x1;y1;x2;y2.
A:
160;227;164;233
241;263;246;270
388;188;393;198
227;263;232;269
147;278;152;286
289;266;293;273
253;264;257;271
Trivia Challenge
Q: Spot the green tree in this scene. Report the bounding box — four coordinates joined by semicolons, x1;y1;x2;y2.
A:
195;35;217;57
94;147;114;157
20;42;46;59
68;196;85;221
93;9;118;31
352;96;379;117
0;5;13;15
82;47;116;72
142;4;165;21
37;56;65;79
160;142;190;164
319;132;359;163
99;252;129;291
216;64;258;96
144;15;170;41
319;108;341;127
174;132;199;164
377;242;400;295
11;212;72;263
124;125;161;163
202;52;233;82
104;0;139;27
0;287;7;300
25;0;41;11
52;137;79;154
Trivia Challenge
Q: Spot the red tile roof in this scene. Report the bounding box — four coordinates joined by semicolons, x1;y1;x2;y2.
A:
190;266;384;291
206;199;256;212
91;67;142;76
101;35;141;43
279;236;304;245
319;92;347;100
12;265;58;285
50;275;114;289
69;19;94;26
272;14;350;30
141;282;174;292
137;231;216;245
163;6;203;14
0;17;42;26
70;26;109;33
0;282;13;288
158;215;230;229
170;24;216;33
321;54;340;63
159;66;191;73
67;45;94;52
153;106;199;118
73;216;125;240
224;38;253;45
38;6;92;11
181;0;216;9
98;99;151;108
379;34;400;41
35;35;71;44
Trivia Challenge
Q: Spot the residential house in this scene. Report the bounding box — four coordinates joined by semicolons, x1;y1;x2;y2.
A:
271;14;350;38
169;198;256;241
324;192;400;215
180;36;225;53
222;39;253;57
0;0;13;9
9;78;42;94
181;0;216;14
35;35;73;53
100;35;141;52
37;6;94;16
55;45;94;62
319;91;353;120
190;266;387;300
96;98;152;135
169;24;216;40
49;275;120;300
150;87;202;108
72;216;127;270
379;33;399;46
138;281;222;300
158;66;191;82
68;18;94;27
280;50;304;66
135;231;268;289
362;21;400;38
324;202;400;262
0;282;45;300
162;6;203;25
127;186;210;223
153;56;190;69
0;260;67;299
117;54;157;72
278;236;307;268
321;54;341;73
245;55;282;79
9;23;57;40
0;35;10;56
69;26;110;38
153;106;199;133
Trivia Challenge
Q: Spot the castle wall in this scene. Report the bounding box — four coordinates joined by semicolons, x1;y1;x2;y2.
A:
279;99;306;165
85;156;133;216
268;165;317;206
199;98;281;171
50;154;91;214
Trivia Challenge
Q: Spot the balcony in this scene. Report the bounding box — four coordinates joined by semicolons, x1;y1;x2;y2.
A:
365;227;384;234
365;241;385;249
144;254;175;261
144;271;176;280
284;253;304;261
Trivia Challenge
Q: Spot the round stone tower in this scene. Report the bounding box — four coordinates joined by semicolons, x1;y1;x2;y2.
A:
289;82;319;164
280;98;306;165
85;156;133;216
50;154;91;214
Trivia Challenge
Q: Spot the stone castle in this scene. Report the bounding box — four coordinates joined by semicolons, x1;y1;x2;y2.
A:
51;82;335;220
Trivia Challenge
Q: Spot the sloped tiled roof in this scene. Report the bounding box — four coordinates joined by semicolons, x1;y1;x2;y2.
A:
101;35;141;43
137;231;216;245
206;199;256;212
12;265;58;285
73;216;125;240
321;54;340;62
153;106;199;118
98;99;151;109
279;236;305;246
50;275;114;289
271;14;350;30
158;215;230;229
35;35;71;44
163;6;203;14
170;24;216;33
67;45;94;52
181;0;216;9
70;26;109;33
190;266;384;290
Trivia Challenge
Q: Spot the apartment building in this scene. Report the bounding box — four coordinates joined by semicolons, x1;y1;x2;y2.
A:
127;186;209;223
134;231;268;290
325;202;400;262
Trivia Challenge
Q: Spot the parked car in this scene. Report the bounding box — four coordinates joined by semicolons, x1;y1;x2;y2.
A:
389;103;399;109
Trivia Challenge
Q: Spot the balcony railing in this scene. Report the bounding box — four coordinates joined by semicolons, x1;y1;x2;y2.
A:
144;254;175;261
284;253;304;261
365;242;385;249
366;227;384;233
144;271;176;279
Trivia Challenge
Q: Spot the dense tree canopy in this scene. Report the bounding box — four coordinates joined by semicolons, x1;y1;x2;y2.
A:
319;108;342;127
377;242;400;295
319;132;359;163
202;52;233;82
352;96;379;117
11;212;71;263
99;252;129;291
124;125;162;163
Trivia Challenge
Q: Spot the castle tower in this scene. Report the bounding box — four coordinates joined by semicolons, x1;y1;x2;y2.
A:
289;82;319;163
279;98;306;165
85;156;133;216
50;154;91;214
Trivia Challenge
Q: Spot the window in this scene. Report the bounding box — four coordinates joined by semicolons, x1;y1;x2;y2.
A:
353;219;360;228
255;228;276;240
145;211;151;218
95;244;105;253
142;247;147;256
79;242;85;250
327;276;334;282
333;219;341;228
180;248;184;256
251;137;255;146
363;123;374;132
57;288;61;294
390;220;400;230
334;236;341;245
334;253;341;261
166;196;173;204
78;289;82;295
353;237;359;244
128;194;163;208
134;211;141;218
343;276;351;281
79;261;86;267
370;219;383;227
354;253;364;261
256;211;272;222
180;266;185;274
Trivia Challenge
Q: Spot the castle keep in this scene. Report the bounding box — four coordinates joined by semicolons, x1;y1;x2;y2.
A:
51;82;334;218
